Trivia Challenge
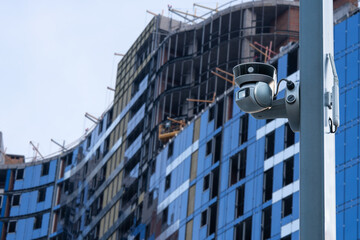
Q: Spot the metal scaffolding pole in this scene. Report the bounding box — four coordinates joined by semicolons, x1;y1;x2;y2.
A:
299;0;336;239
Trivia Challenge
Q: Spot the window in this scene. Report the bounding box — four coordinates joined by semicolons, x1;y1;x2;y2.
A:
203;174;210;191
16;169;24;180
168;142;174;158
38;188;46;202
229;149;247;186
284;123;295;148
265;131;275;159
12;195;20;206
239;114;249;145
206;140;212;156
209;106;215;122
165;174;171;191
98;119;103;135
235;216;252;240
236;185;245;218
103;136;110;156
209;203;217;235
263;168;273;203
262;206;272;240
282;195;293;218
201;210;207;226
211;167;219;199
148;191;153;208
281;235;291;240
8;221;16;233
86;135;92;149
283;157;294;186
162;207;168;225
0;195;2;208
214;133;222;163
34;214;42;229
96;148;100;160
41;162;50;176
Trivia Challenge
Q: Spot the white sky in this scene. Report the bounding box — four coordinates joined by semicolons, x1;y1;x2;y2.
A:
0;0;233;160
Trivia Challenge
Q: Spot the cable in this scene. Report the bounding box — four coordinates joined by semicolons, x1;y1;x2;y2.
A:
274;78;295;98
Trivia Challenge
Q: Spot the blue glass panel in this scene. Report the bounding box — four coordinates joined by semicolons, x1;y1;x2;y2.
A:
337;211;344;240
347;14;359;47
271;201;281;236
345;87;358;123
340;93;345;125
273;162;283;192
278;54;288;80
335;57;346;88
274;126;284;154
334;17;346;53
336;131;345;166
345;165;357;202
346;50;358;85
345;126;358;162
336;170;344;206
345;207;357;239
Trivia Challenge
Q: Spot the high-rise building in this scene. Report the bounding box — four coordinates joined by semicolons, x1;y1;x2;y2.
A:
0;0;358;239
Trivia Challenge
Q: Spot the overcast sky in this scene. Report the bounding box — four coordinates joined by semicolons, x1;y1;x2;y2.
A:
0;0;234;160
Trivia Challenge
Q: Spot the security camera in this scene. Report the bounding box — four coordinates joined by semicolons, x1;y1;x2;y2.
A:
233;62;300;132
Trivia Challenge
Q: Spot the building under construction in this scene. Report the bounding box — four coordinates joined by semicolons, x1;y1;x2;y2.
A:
0;0;359;239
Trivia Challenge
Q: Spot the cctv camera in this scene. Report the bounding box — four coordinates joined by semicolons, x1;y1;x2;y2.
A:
233;62;300;132
233;63;277;113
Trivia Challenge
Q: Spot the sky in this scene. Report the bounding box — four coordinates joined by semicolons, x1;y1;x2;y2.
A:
0;0;234;160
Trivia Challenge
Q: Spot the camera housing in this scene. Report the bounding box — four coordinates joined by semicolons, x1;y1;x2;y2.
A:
234;63;277;113
233;62;300;132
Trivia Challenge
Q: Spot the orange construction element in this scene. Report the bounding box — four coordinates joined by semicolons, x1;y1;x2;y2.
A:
158;117;186;142
187;92;216;103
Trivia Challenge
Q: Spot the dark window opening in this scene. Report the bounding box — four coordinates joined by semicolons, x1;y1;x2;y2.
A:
98;119;103;135
284;123;295;148
209;107;215;122
103;136;110;156
148;191;153;208
209;203;217;235
8;221;16;233
262;206;272;240
263;168;273;203
12;195;20;206
235;216;252;240
211;167;219;199
96;147;100;160
281;235;291;240
239;114;249;145
214;133;222;163
216;99;224;129
203;174;210;191
41;162;50;176
165;174;171;191
86;135;92;149
162;207;168;225
236;185;245;218
282;195;293;218
283;157;294;186
230;149;247;186
16;169;24;180
287;48;298;76
106;108;113;128
34;214;42;229
38;188;46;202
265;131;275;159
206;140;212;156
201;210;207;227
168;142;174;158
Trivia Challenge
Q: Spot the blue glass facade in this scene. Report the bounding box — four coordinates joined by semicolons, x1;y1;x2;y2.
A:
334;11;360;240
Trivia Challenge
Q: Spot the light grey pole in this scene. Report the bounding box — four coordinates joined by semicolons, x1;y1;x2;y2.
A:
299;0;336;239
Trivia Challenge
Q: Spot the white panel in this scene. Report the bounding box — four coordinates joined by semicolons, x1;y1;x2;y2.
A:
166;141;199;176
157;180;189;213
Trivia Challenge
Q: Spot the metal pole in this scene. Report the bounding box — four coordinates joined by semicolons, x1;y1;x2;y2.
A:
299;0;336;239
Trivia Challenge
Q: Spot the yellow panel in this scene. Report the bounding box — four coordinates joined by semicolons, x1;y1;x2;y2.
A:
103;188;108;208
193;117;201;142
109;207;115;228
190;151;198;181
112;176;118;198
108;181;114;203
185;220;194;240
106;160;111;179
103;212;109;233
187;185;196;216
99;218;105;238
114;200;120;221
